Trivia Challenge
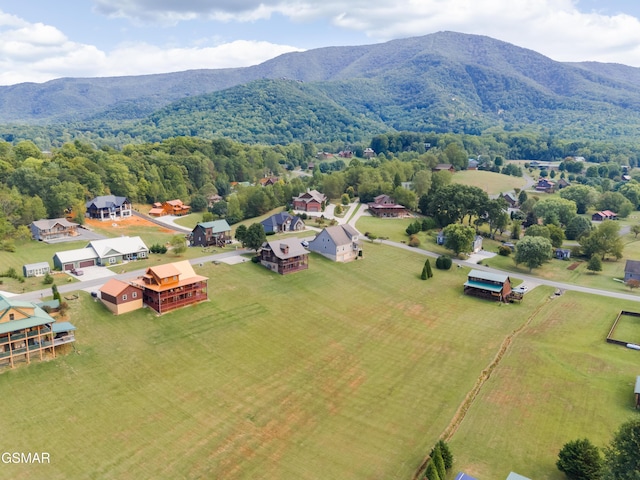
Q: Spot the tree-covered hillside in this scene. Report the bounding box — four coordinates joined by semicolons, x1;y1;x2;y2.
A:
5;32;640;147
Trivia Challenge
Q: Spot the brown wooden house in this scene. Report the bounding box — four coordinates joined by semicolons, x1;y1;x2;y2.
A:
464;269;512;302
260;239;309;275
132;261;208;314
149;199;191;217
99;278;144;315
367;194;410;218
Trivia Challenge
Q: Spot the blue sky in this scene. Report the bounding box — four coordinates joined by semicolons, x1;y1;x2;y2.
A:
2;0;640;85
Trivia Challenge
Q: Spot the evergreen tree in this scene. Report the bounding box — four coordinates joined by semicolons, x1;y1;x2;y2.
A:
425;462;441;480
436;440;454;470
425;258;433;278
421;265;428;280
432;444;447;480
557;438;602;480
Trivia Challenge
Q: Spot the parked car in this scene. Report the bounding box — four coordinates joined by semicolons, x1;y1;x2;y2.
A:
301;240;309;247
70;268;84;276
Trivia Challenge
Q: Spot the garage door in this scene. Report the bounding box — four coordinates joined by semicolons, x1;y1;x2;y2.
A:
79;260;95;268
64;263;74;271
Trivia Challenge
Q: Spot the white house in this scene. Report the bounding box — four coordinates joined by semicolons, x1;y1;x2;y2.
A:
308;225;362;262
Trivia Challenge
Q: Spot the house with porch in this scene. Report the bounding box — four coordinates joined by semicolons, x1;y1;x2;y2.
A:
190;220;231;247
0;294;75;369
30;218;78;241
259;238;309;274
308;225;361;262
132;260;208;315
86;195;132;221
261;212;305;234
464;269;512;302
367;194;410;218
292;189;326;212
99;279;144;315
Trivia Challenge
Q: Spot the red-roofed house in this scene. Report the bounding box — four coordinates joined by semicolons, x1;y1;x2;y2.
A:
592;210;618;221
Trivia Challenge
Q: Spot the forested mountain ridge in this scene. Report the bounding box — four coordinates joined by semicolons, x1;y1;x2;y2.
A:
4;31;640;146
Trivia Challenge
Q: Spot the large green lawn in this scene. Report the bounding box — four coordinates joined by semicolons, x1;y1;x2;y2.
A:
451;289;640;479
2;244;639;479
1;244;541;480
452;170;526;195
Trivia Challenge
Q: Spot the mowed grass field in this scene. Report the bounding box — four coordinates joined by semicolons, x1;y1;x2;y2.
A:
452;170;526;195
2;244;541;480
451;290;640;479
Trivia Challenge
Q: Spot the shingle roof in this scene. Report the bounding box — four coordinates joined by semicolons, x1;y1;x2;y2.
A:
86;195;129;209
625;260;640;275
54;247;97;264
87;236;148;258
24;262;50;270
321;225;359;246
100;278;135;297
262;238;309;260
195;220;231;233
31;218;78;230
260;212;303;230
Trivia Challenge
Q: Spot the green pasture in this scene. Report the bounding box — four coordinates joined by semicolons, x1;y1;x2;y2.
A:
452;170;526;195
451;289;640;479
173;211;205;229
0;240;87;293
0;244;538;480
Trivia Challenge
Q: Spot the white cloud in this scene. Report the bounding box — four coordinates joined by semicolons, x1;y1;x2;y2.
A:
3;1;640;85
92;0;640;66
0;9;302;86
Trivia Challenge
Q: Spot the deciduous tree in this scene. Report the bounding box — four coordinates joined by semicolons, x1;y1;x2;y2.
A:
443;223;475;255
514;236;552;271
603;418;640;479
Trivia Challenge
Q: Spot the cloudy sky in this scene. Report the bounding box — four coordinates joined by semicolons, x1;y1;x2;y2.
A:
2;0;640;85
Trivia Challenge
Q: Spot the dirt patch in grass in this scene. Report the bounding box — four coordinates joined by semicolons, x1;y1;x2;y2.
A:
567;262;581;270
85;216;174;234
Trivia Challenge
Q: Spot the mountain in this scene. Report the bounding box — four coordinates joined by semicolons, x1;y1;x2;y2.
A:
3;31;640;144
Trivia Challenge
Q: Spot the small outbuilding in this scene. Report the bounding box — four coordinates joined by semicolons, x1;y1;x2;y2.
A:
635;376;640;409
624;260;640;283
506;473;531;480
23;262;51;278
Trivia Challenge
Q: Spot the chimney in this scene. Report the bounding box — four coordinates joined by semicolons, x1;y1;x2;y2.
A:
280;244;289;254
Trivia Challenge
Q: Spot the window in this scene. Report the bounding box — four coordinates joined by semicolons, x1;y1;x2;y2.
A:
122;294;128;301
9;314;14;321
132;292;137;298
109;257;116;264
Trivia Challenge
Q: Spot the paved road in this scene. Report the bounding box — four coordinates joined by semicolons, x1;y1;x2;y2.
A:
377;238;640;303
132;210;191;233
